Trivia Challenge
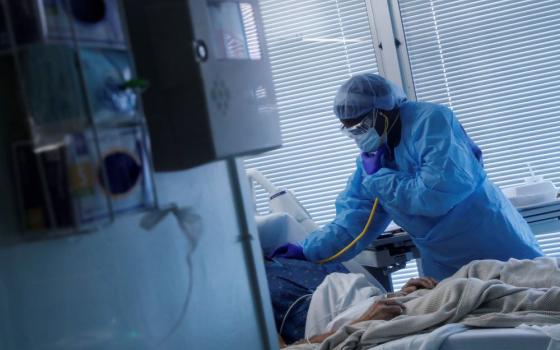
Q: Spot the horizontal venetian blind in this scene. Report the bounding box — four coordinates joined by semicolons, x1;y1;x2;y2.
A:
398;0;560;256
399;0;560;188
245;0;378;225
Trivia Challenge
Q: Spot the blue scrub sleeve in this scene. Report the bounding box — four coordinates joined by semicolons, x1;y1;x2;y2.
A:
302;160;393;263
364;106;485;217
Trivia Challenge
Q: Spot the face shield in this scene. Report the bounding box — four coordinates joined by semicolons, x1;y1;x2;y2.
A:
339;109;377;138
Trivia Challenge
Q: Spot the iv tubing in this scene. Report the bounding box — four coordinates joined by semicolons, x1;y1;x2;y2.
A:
317;197;380;264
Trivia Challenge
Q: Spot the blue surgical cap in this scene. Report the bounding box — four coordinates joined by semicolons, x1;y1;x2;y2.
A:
333;73;407;120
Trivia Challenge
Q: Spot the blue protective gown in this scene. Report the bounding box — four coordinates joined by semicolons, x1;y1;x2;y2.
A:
301;102;543;280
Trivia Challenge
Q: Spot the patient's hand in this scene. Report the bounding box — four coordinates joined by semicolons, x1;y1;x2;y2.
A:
353;299;407;323
400;277;438;295
292;300;407;346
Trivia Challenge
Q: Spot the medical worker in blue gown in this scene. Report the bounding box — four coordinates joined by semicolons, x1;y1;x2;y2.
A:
274;73;543;280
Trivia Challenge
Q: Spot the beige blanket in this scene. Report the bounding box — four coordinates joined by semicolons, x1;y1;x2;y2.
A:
285;257;560;350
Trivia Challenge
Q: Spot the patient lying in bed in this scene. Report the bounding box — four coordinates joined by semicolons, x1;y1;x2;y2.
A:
278;257;560;350
257;213;560;349
259;212;437;346
264;257;437;347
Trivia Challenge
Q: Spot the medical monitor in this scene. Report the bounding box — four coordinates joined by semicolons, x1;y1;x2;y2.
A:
122;0;282;171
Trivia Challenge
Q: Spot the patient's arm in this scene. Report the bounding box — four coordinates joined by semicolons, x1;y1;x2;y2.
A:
285;299;406;347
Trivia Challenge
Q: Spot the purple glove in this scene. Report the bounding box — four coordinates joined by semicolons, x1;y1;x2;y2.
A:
361;146;387;175
270;243;307;260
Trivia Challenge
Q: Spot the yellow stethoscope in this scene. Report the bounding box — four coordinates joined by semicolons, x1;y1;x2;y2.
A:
317;197;380;264
317;113;393;264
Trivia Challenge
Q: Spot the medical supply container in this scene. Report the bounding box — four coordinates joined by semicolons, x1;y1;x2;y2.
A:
502;175;558;208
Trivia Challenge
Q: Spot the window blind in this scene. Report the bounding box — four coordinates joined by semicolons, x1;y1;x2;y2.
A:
245;0;378;224
245;0;418;290
398;0;560;256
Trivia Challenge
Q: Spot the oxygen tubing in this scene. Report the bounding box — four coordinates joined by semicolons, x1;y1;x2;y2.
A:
317;197;380;264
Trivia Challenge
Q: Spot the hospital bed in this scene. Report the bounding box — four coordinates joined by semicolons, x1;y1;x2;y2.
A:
441;328;555;350
255;203;560;350
251;167;560;349
366;204;560;350
369;327;555;350
354;200;560;292
353;230;419;292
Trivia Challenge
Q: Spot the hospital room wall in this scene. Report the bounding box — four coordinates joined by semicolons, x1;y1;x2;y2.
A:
0;160;276;350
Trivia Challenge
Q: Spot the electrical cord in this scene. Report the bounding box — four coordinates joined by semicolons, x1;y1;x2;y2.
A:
140;205;202;348
154;253;194;348
155;206;201;347
279;293;313;339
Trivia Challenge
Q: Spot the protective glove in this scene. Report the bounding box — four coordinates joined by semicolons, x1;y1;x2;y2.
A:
269;242;307;260
361;145;387;175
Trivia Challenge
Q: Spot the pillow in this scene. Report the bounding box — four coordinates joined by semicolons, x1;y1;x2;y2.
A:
256;212;308;256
